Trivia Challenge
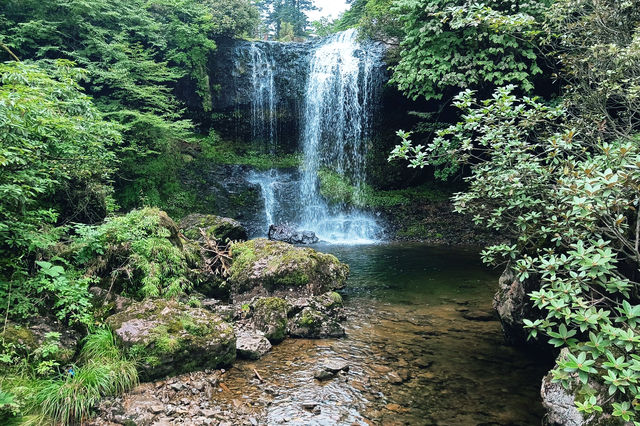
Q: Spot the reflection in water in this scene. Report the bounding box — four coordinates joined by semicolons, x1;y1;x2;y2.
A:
218;243;548;425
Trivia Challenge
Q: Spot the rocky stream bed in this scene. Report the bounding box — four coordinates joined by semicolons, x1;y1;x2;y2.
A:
90;243;550;425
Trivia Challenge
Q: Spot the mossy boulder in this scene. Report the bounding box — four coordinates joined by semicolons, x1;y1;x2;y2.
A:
106;299;236;381
288;292;346;338
79;207;201;299
180;214;248;243
251;297;290;343
0;318;80;364
227;238;349;296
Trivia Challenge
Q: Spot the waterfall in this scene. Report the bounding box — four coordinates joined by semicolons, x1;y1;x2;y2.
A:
233;31;385;243
248;43;277;152
298;29;384;243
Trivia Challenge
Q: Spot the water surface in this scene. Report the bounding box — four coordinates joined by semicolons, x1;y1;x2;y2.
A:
219;243;547;425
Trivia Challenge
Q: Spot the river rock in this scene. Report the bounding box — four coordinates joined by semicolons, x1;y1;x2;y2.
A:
227;238;349;296
180;213;248;243
268;223;319;244
314;359;349;381
250;297;290;342
106;299;236;381
0;318;80;364
236;332;272;360
288;292;346;338
493;265;540;345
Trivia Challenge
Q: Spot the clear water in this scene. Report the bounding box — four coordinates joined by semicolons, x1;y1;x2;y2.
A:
217;244;548;425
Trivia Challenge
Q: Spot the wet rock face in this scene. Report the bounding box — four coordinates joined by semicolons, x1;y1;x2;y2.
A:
228;238;349;297
0;318;80;364
180;213;248;243
493;266;540;345
268;223;319;244
106;299;236;381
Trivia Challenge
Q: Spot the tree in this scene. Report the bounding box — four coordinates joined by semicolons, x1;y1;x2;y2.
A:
390;0;640;420
0;60;120;323
258;0;316;38
0;0;259;213
390;0;550;101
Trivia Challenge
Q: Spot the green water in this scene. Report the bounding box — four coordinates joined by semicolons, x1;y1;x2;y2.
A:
220;243;549;425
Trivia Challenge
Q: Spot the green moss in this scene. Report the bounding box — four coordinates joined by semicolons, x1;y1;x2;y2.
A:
253;297;289;342
196;133;301;170
329;292;343;305
317;168;451;209
299;311;316;327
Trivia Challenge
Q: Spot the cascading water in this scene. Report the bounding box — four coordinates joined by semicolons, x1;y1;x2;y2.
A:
248;43;277;151
234;31;385;243
298;29;384;244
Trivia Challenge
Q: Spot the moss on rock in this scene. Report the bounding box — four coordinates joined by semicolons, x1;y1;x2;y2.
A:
106;299;236;381
179;213;248;243
251;297;290;343
228;238;349;296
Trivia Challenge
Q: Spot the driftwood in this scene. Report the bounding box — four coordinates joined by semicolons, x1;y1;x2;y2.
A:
253;369;263;382
199;228;233;278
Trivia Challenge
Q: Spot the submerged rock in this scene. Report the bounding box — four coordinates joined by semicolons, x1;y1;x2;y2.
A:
314;359;349;381
228;238;349;297
106;299;236;381
180;213;248;243
268;223;319;244
236;332;272;360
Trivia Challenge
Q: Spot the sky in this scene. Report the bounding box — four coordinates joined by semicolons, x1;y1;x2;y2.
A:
306;0;350;21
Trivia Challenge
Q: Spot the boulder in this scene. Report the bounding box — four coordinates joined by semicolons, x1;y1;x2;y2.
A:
288;292;346;338
493;266;540;345
228;238;349;296
106;299;236;381
236;332;272;360
180;214;248;243
268;223;319;244
0;318;80;364
540;349;622;426
250;297;290;343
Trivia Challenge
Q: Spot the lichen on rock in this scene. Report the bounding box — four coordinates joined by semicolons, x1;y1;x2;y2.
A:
179;213;248;243
105;299;236;381
227;238;349;296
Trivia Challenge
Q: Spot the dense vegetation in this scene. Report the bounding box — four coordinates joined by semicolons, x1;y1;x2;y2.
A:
2;0;639;423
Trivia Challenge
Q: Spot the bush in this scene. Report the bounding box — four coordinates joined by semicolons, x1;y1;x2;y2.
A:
75;208;200;299
1;328;138;425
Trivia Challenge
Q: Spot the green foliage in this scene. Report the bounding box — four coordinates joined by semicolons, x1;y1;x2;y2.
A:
0;60;118;324
197;133;301;169
390;1;640;418
1;328;137;425
75;208;199;299
332;0;402;43
317;168;449;208
390;0;548;100
0;0;259;212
